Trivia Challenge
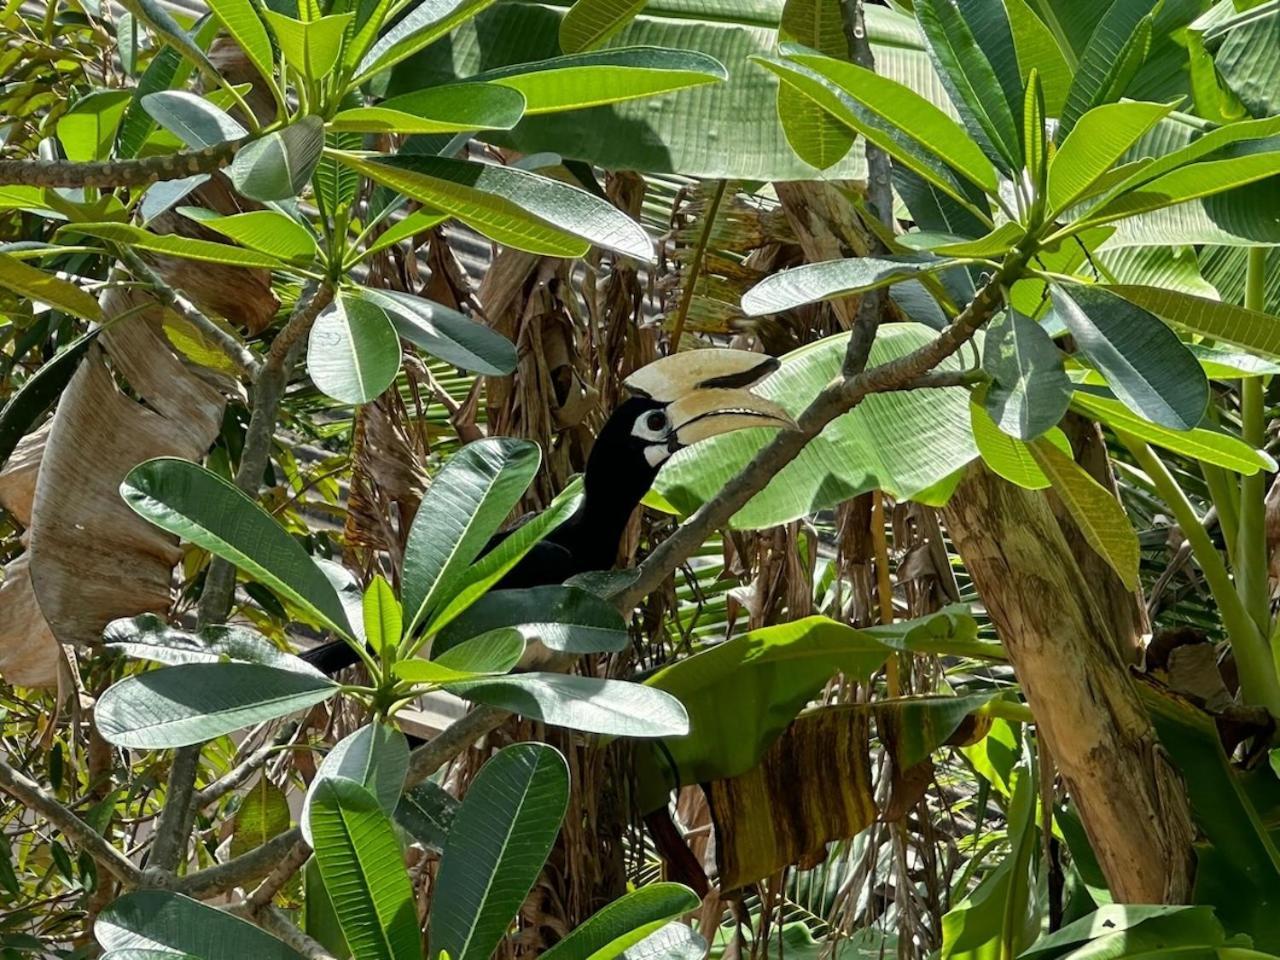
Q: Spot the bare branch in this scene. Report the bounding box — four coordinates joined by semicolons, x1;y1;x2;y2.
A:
0;756;144;887
0;141;244;189
195;722;299;810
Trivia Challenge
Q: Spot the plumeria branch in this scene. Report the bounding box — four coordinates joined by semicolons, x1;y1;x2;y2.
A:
0;141;244;189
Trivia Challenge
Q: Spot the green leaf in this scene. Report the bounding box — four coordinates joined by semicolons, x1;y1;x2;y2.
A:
1020;905;1244;960
401;437;541;636
362;209;449;257
330;82;525;134
316;130;363;216
307;295;403;405
1109;114;1280;199
757;51;997;204
1005;0;1070;115
475;47;728;115
0;185;55;213
263;11;352;81
302;723;410;845
309;778;420;960
117;15;219;159
395;628;525;683
395;781;458;853
447;673;689;737
229;117;325;202
119;0;221;81
103;613;326;675
62;222;289;269
206;0;276;86
231;776;291;858
363;576;402;656
436;585;627;658
354;0;504;83
349;287;517;376
1210;0;1280;120
0;252;102;321
914;0;1021;171
1050;284;1208;431
1023;70;1046;209
0;329;98;471
95;663;338;748
178;208;317;262
652;324;979;529
541;884;701;960
1047;101;1172;215
982;309;1071;440
741;256;951;317
430;743;569;960
559;0;647;52
1057;4;1153;140
97;890;307;960
970;400;1071;490
120;457;354;637
140;91;247;148
774;0;853;171
1105;284;1280;361
424;478;584;634
334;153;653;260
1029;436;1139;589
1072;390;1274;476
58;90;133;162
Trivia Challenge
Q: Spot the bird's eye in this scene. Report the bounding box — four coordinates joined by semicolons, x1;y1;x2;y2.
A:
645;411;668;432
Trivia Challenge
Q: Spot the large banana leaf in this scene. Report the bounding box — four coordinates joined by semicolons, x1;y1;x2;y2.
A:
390;0;950;179
651;324;979;529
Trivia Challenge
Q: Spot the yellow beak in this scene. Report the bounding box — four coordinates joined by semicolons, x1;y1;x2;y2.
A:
624;349;797;444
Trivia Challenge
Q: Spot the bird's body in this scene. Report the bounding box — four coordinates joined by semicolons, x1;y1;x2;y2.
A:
300;352;792;675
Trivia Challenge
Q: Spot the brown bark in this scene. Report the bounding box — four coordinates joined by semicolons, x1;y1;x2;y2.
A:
943;462;1195;903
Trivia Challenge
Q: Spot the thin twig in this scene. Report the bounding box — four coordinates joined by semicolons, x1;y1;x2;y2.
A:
669;179;728;350
0;757;144;887
244;841;312;911
195;722;299;810
0;140;244;188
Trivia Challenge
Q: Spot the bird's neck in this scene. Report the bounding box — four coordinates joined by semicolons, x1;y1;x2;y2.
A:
556;449;658;573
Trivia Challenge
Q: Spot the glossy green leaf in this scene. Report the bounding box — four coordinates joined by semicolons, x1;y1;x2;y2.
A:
354;0;504;83
302;723;410;845
447;673;689;737
1051;284;1208;431
970;401;1071;490
775;0;853;170
178;208;317;262
103;613;326;676
1047;101;1172;215
541;884;701;960
116;14;218;159
95;663;338;748
58;90;132;162
363;576;402;655
424;478;583;634
1005;0;1070;115
1072;390;1274;476
560;0;647;52
0;330;98;472
362;208;449;257
395;628;525;683
915;0;1021;171
263;11;352;81
335;153;653;260
231;776;291;858
395;781;458;853
0;253;102;321
402;438;541;636
1057;3;1153;140
1105;284;1280;361
206;0;275;86
97;890;306;960
63;221;289;269
330;83;525;134
1030;436;1139;589
741;256;950;316
982;309;1071;440
476;47;726;115
349;286;517;376
653;325;979;528
229;117;325;202
309;778;420;960
120;457;354;637
430;743;569;960
436;585;627;657
307;295;403;405
316;130;363;216
140;91;247;147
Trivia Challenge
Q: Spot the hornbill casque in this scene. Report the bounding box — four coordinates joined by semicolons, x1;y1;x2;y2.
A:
301;348;794;675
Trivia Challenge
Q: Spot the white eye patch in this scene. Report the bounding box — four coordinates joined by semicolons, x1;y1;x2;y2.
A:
631;408;671;443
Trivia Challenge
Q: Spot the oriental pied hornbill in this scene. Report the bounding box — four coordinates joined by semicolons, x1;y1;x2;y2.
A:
301;349;793;675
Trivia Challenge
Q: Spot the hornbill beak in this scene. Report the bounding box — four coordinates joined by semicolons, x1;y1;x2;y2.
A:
624;349;797;444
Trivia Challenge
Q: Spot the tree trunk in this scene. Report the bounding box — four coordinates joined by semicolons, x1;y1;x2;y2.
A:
942;462;1195;903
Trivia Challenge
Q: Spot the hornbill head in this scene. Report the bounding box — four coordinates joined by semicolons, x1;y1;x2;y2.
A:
614;349;797;469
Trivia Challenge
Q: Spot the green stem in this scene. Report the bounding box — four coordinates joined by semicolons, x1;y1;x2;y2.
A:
1124;435;1280;716
1238;246;1270;635
1200;460;1240;562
